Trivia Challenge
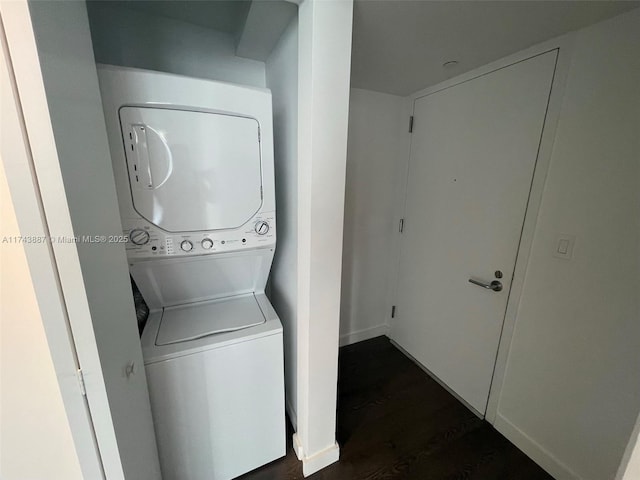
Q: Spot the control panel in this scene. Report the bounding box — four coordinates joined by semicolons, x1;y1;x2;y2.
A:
122;211;276;261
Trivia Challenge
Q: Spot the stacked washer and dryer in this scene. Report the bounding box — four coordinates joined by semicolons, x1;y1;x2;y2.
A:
98;65;286;480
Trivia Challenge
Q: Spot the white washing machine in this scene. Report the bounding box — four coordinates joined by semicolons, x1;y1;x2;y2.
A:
98;65;286;480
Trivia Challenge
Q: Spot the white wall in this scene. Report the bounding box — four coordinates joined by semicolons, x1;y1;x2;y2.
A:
0;138;83;480
86;1;266;88
294;0;354;475
339;88;406;345
266;17;299;428
494;9;640;480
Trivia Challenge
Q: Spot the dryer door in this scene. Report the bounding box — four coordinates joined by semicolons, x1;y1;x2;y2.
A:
119;107;263;232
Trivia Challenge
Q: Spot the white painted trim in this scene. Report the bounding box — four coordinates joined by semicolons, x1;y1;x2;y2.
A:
0;6;104;478
294;0;353;471
339;324;388;347
0;6;123;476
1;2;163;478
384;96;413;347
494;413;581;480
484;36;575;423
293;432;304;460
299;439;340;478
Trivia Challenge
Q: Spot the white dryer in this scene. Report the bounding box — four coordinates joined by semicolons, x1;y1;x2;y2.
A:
98;65;285;480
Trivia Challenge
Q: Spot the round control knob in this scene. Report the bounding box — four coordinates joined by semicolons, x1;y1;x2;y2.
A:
255;221;270;236
129;229;150;246
201;238;214;250
180;240;193;252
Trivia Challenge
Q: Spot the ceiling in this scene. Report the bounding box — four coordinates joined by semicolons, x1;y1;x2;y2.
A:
350;1;640;96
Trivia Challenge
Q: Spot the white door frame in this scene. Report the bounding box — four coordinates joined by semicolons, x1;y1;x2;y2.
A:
0;4;105;478
391;33;577;423
0;1;140;477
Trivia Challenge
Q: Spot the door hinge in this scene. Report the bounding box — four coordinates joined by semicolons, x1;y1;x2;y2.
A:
391;305;396;318
409;116;414;133
76;369;87;396
399;218;404;233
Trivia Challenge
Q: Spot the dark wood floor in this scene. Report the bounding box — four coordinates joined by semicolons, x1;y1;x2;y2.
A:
240;336;554;480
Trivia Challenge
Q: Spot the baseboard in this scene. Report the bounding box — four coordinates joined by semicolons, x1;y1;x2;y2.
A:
292;433;304;460
494;412;581;480
292;434;340;477
339;324;389;347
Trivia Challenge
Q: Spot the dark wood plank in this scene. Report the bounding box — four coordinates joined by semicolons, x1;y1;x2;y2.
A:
239;336;554;480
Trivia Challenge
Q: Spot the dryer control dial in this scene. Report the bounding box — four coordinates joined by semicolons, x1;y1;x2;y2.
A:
201;238;214;250
180;240;193;252
130;229;150;246
255;221;270;236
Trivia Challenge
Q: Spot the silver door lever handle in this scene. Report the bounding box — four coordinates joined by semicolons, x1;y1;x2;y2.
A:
468;278;503;292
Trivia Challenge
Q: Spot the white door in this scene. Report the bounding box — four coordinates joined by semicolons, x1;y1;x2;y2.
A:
392;51;557;415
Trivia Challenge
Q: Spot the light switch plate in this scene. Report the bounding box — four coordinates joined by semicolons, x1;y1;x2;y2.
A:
554;234;575;260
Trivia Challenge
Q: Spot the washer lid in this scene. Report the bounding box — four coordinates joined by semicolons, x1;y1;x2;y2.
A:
155;294;266;346
119;106;263;232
